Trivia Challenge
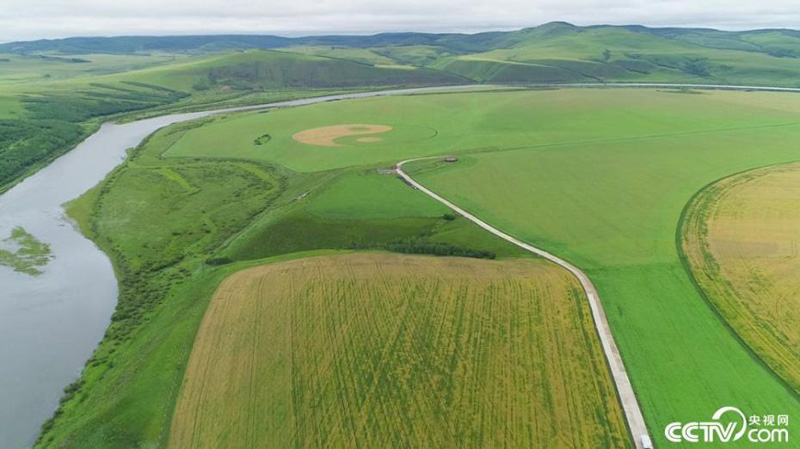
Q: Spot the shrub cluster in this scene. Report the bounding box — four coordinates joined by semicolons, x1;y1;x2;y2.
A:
354;238;496;259
0;119;84;187
1;82;189;189
253;134;271;145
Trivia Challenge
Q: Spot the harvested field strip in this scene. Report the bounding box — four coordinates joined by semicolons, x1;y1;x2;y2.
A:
170;253;629;448
681;162;800;394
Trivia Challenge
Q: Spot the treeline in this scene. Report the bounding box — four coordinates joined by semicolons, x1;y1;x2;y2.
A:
23;82;188;122
203;55;463;90
354;238;496;259
0;82;189;189
0;120;84;187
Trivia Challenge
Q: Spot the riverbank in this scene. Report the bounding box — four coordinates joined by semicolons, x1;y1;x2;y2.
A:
0;85;482;448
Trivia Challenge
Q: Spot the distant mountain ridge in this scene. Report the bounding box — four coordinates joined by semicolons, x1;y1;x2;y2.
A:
3;22;800;56
5;22;800;88
0;32;508;55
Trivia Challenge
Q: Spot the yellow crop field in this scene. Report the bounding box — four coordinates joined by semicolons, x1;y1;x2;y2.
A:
169;253;629;448
681;162;800;393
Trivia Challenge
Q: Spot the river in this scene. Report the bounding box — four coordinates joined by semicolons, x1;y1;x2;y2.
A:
0;85;480;448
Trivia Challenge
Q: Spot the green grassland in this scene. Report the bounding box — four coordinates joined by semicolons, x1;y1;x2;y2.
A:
277;45;402;66
427;23;800;86
146;88;800;447
39;109;533;447
305;170;448;219
219;169;529;261
164;87;800;172
431;24;724;83
372;45;457;67
402;93;800;447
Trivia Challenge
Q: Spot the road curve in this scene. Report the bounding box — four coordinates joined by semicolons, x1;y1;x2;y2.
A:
396;159;651;449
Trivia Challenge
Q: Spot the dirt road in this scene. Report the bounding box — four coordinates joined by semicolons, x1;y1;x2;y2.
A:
396;159;652;449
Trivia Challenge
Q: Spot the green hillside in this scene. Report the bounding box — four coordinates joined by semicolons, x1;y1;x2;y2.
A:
118;49;465;91
436;23;800;86
7;22;800;87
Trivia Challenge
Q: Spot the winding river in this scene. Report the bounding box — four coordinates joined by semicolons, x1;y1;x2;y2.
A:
0;86;480;448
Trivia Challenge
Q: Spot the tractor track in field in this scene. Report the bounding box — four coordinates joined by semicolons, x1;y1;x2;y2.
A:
396;158;651;449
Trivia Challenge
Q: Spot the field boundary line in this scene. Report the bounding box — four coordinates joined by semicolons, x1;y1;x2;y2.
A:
396;158;651;449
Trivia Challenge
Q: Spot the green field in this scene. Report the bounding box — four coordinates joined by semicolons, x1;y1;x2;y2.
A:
170;253;629;448
145;87;800;447
404;93;800;447
305;171;447;218
164;88;800;172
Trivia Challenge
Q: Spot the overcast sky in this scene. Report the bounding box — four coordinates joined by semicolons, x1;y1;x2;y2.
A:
2;0;800;43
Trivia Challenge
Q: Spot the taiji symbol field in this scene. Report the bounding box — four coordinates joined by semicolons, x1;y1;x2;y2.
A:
292;124;393;147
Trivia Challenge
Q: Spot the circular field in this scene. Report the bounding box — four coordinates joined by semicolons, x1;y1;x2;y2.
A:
681;162;800;392
292;123;437;148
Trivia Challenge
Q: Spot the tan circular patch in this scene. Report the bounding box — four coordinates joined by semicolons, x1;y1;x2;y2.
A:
356;137;383;143
292;124;393;147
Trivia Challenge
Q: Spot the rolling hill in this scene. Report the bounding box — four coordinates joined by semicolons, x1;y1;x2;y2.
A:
6;22;800;87
117;49;467;91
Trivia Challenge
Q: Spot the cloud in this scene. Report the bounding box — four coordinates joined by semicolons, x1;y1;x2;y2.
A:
2;0;799;42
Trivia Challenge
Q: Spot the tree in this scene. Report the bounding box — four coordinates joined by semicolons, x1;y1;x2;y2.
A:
603;49;612;63
683;57;710;77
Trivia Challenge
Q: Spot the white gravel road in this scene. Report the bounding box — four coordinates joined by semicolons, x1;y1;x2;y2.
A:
396;159;652;449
